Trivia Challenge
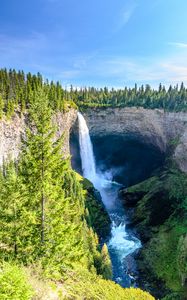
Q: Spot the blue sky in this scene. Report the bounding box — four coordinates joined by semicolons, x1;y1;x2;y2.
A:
1;0;187;88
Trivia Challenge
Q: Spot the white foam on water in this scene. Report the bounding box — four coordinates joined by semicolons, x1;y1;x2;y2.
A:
78;112;141;284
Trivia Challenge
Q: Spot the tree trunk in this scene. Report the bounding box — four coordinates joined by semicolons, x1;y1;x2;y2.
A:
41;192;45;243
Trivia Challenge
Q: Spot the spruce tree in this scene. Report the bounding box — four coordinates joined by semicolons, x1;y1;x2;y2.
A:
19;89;58;246
0;162;24;259
0;94;4;119
18;88;91;272
100;244;112;279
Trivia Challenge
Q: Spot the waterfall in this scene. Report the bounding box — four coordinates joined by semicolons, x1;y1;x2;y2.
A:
77;112;96;182
77;112;141;287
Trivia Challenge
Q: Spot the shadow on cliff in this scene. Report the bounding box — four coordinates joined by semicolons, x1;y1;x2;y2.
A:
70;132;165;187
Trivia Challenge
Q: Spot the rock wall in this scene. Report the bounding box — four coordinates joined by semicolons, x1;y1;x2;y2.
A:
0;109;77;164
1;107;187;173
82;107;187;172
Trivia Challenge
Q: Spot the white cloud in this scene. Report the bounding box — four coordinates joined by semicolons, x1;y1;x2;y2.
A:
2;33;187;88
71;48;187;87
169;42;187;49
115;2;138;31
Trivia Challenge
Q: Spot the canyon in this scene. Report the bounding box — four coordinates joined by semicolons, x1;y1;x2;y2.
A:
1;107;187;172
0;107;186;299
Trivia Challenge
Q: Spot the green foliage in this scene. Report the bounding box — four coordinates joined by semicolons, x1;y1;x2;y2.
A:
1;69;187;116
177;235;187;291
162;294;183;300
6;99;15;119
63;268;155;300
0;263;33;300
78;176;111;238
0;86;156;299
0;90;110;281
100;243;112;279
127;167;187;297
0;94;4;119
0;68;74;118
142;227;182;290
75;82;187;111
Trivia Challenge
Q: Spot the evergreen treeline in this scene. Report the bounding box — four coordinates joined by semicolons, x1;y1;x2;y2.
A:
75;83;187;111
1;68;187;118
0;68;75;119
0;88;110;278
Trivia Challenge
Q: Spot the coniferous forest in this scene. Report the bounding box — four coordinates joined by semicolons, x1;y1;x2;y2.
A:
1;68;187;120
1;1;187;299
0;68;187;299
0;71;156;299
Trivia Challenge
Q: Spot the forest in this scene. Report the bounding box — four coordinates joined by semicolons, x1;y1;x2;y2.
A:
1;68;187;118
0;85;154;299
0;68;186;299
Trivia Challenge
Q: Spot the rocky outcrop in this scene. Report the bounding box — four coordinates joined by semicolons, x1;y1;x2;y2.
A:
0;109;77;164
52;110;78;156
0;113;25;165
82;107;187;172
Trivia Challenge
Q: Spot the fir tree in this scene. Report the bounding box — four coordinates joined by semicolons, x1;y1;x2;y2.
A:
100;243;112;279
0;94;4;119
0;162;24;259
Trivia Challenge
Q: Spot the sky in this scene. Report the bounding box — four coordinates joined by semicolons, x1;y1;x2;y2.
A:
1;0;187;88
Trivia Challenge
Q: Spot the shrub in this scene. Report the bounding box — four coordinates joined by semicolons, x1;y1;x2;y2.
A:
0;263;33;300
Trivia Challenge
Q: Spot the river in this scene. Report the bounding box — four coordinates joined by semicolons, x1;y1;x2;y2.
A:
77;112;141;287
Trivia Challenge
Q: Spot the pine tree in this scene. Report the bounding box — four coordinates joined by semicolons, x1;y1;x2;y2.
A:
0;162;24;259
19;88;58;246
18;88;90;271
100;244;112;279
6;99;14;119
0;94;4;119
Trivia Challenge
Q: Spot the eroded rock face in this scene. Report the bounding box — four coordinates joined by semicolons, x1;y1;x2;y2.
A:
52;110;78;157
0;109;77;164
0;113;26;165
82;107;187;172
1;107;187;172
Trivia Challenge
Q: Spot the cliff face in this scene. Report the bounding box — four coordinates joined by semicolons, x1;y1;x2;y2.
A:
82;107;187;172
1;107;187;173
0;109;77;164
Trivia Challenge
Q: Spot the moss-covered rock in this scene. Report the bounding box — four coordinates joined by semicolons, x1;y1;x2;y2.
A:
177;234;187;290
121;167;187;299
76;173;111;239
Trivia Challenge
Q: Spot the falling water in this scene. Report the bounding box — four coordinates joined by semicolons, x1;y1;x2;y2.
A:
78;112;141;287
78;112;97;182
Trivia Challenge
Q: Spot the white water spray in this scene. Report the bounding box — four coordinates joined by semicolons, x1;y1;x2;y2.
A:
77;112;141;286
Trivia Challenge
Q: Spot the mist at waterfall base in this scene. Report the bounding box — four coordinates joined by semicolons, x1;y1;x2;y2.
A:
77;112;142;287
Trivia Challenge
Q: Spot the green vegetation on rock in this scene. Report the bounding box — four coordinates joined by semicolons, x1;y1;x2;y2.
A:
125;167;187;299
78;175;111;238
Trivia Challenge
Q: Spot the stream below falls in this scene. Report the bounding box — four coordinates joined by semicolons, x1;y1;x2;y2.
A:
77;112;141;287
